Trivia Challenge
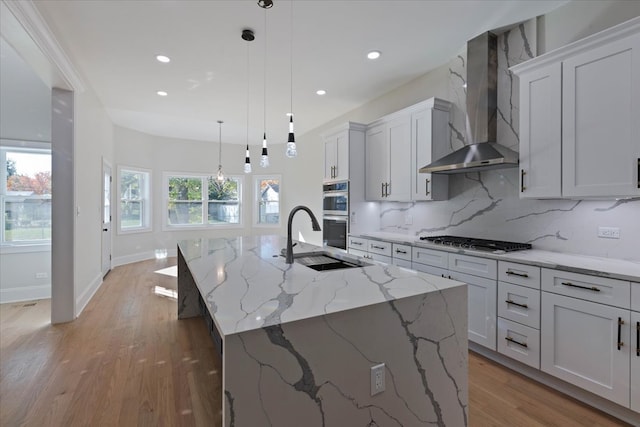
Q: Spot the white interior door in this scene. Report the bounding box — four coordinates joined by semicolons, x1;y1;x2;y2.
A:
102;160;112;276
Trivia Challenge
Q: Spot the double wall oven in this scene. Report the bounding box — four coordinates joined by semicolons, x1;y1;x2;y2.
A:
322;181;349;250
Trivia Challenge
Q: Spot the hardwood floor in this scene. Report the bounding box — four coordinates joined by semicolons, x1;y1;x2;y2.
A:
0;258;630;426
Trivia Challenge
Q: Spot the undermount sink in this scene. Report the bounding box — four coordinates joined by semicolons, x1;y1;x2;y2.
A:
292;251;371;271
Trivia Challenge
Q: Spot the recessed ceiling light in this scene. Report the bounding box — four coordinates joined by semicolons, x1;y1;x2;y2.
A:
316;89;326;95
156;55;171;63
157;91;168;96
367;50;381;60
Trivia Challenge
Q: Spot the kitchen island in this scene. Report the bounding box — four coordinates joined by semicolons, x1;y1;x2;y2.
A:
177;235;468;427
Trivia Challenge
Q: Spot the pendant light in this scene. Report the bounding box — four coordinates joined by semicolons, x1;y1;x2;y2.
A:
285;0;297;158
242;29;254;174
260;2;270;168
216;120;225;182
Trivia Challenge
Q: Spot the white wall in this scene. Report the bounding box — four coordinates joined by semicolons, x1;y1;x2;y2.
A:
112;126;292;264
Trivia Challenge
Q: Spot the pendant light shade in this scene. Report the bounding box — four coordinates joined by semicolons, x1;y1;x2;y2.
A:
260;3;270;168
216;120;225;182
244;144;252;173
285;0;297;158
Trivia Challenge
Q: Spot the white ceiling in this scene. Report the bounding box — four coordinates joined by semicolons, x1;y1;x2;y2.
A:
31;0;568;145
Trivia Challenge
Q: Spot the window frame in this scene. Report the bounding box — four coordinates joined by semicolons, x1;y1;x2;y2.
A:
253;174;281;228
117;165;152;235
162;171;243;231
0;140;52;248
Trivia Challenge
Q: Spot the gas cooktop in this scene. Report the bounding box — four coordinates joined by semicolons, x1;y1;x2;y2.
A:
419;235;532;252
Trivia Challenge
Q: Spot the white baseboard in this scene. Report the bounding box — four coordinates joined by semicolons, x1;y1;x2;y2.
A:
0;284;51;304
75;272;102;317
112;249;178;268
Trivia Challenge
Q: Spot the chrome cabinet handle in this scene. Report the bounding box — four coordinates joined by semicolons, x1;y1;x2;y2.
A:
395;249;407;254
385;182;390;197
520;169;526;192
505;336;528;348
371;245;385;250
637;158;639;189
506;270;529;278
505;299;528;309
350;241;362;246
636;321;639;357
425;178;430;196
381;182;384;198
561;281;600;292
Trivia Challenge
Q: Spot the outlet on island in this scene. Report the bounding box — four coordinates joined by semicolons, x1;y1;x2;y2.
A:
370;363;386;396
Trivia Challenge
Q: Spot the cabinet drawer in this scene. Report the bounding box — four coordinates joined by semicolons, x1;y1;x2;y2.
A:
411;262;448;278
498;261;541;289
348;236;368;250
498;318;540;369
348;248;369;259
368;240;392;257
370;253;392;264
412;247;448;269
632;282;640;312
542;268;630;309
498;282;540;329
392;243;412;261
449;253;497;279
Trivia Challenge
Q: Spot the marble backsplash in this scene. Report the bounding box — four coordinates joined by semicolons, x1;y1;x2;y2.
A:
377;20;640;262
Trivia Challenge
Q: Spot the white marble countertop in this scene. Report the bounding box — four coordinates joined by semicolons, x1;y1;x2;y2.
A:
177;235;465;337
353;232;640;282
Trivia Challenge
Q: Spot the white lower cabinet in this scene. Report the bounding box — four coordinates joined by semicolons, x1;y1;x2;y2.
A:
498;281;540;329
541;292;631;407
498;318;540;369
449;270;497;351
631;311;640;412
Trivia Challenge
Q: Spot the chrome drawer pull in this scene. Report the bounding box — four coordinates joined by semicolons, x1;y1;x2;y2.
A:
371;245;385;250
351;241;362;246
561;281;600;292
505;299;528;309
506;270;529;278
395;249;407;254
505;336;528;348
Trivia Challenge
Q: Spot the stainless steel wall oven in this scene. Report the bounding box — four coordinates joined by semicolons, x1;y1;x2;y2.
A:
323;181;348;250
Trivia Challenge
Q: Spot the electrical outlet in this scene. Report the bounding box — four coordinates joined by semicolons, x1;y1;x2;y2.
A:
597;226;620;239
351;211;357;225
370;363;385;396
35;272;48;279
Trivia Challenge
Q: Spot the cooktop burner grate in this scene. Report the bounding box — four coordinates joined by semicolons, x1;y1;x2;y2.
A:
419;235;532;252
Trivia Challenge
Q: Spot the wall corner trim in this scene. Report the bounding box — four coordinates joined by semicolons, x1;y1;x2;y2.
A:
75;272;102;318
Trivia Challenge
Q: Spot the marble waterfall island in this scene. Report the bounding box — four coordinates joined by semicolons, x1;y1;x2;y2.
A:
178;235;468;426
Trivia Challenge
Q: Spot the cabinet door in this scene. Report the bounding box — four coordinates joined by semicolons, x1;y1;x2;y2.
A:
631;311;640;412
449;271;497;350
387;115;412;201
365;123;388;201
334;131;349;181
412;108;449;201
562;33;640;198
324;138;337;181
541;292;630;407
518;62;562;198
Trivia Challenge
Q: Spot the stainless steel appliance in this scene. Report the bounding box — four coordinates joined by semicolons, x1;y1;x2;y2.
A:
323;181;349;250
420;235;532;252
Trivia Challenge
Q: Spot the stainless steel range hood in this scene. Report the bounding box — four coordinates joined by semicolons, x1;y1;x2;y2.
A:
420;31;519;174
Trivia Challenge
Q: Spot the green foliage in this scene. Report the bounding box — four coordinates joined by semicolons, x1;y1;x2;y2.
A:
208;177;238;201
6;158;17;177
168;177;202;201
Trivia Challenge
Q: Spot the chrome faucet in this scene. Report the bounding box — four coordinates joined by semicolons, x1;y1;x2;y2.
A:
285;205;321;264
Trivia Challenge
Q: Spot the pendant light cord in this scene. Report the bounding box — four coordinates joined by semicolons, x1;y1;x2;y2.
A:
290;0;293;115
246;38;250;146
263;7;267;135
218;121;222;167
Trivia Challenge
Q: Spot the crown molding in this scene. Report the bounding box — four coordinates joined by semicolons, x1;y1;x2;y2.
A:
2;0;85;92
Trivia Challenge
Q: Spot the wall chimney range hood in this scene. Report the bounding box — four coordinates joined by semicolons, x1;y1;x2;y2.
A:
420;31;519;174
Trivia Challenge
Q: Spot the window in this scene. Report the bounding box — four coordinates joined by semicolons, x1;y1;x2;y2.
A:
1;143;52;245
254;175;280;226
164;173;241;229
118;166;151;233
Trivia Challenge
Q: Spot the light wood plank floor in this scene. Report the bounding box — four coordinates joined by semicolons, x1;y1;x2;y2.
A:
0;258;630;426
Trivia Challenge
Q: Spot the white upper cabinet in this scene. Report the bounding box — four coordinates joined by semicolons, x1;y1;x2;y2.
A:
365;98;451;202
512;17;640;199
323;122;366;183
412;98;451;201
